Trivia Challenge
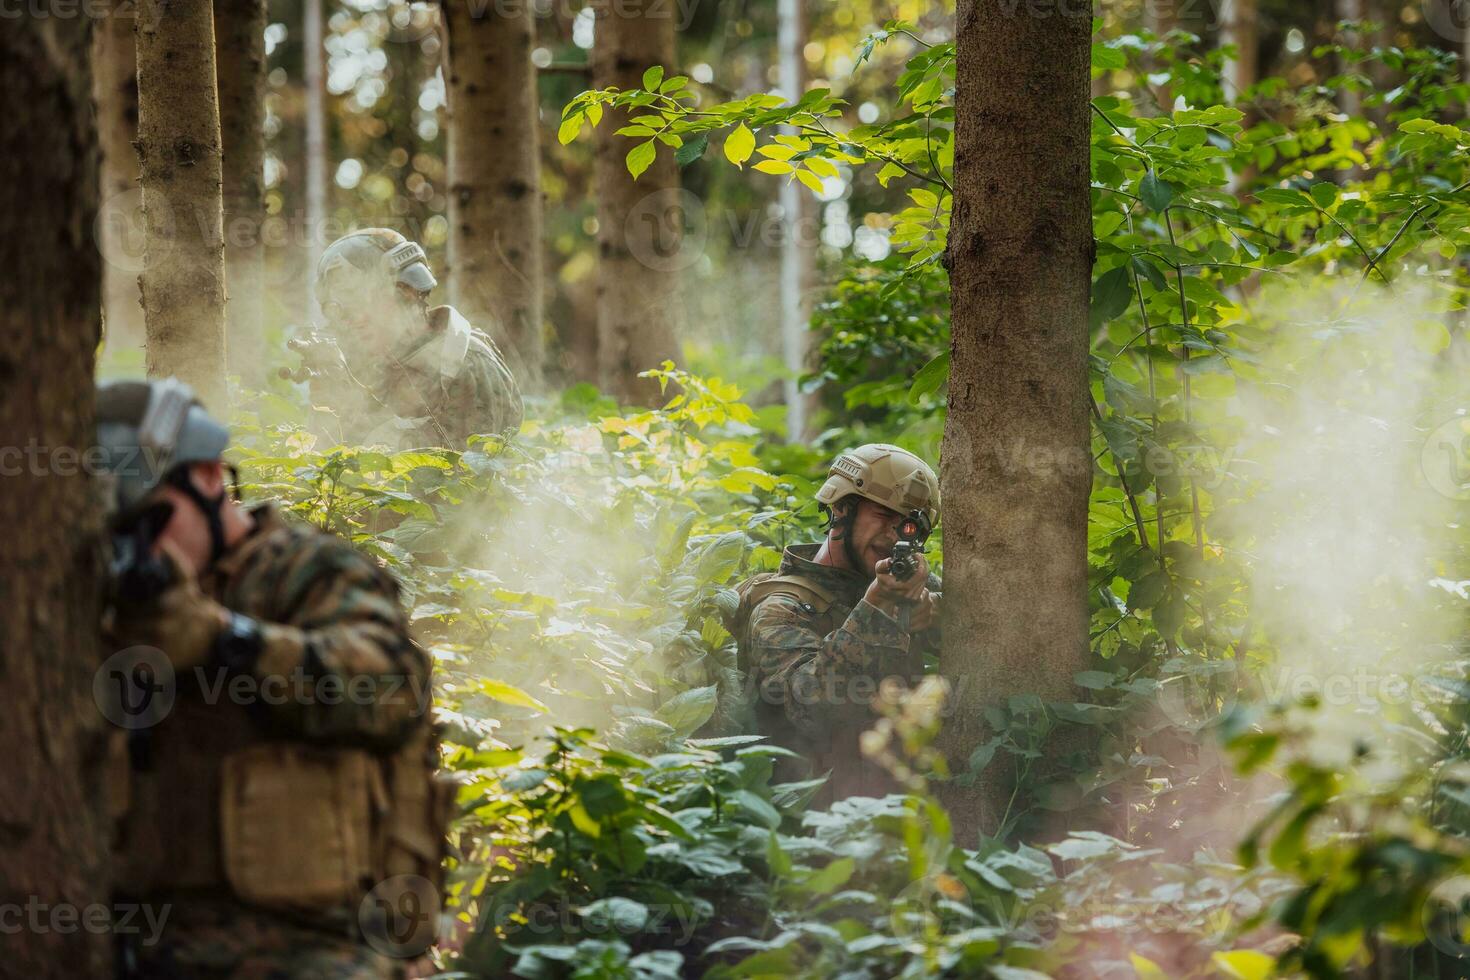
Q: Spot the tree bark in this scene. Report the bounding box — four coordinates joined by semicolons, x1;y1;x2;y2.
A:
136;0;228;407
0;16;110;977
592;0;682;404
443;0;546;389
216;0;268;385
304;0;327;313
95;7;146;359
939;1;1094;839
777;0;815;440
1219;0;1258;104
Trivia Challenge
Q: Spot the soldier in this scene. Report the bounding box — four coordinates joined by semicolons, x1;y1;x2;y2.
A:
731;444;942;803
97;378;450;978
289;228;523;448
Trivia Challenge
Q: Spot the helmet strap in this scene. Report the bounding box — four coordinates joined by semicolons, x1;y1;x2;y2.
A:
825;498;865;573
165;466;229;567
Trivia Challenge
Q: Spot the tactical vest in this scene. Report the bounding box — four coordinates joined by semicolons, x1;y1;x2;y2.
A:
728;573;834;643
110;513;454;939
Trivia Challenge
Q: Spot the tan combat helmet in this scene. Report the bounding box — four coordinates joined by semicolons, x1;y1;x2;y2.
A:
816;443;940;527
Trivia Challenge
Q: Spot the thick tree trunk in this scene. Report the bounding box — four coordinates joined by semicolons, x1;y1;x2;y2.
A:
0;16;110;977
216;0;268;385
444;0;546;389
95;8;146;359
592;0;682;404
939;1;1094;839
136;0;228;407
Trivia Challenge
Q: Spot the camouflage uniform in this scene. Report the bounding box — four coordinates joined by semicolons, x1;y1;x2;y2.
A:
739;543;941;804
308;305;522;450
117;504;433;979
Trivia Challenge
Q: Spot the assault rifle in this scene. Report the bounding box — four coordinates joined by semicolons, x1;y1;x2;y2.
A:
889;509;932;581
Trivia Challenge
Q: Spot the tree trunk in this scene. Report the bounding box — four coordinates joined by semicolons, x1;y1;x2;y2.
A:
95;8;146;359
777;0;815;440
938;1;1094;840
592;0;682;404
443;0;546;389
304;0;327;313
136;0;228;407
1337;0;1364;117
1219;0;1258;104
0;16;110;977
216;0;268;385
1145;0;1178;110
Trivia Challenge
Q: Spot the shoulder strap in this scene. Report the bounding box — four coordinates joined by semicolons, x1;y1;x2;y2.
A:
744;574;837;614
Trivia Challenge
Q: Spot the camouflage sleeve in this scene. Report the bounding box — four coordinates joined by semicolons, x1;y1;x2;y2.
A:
247;539;430;749
429;341;524;445
746;595;918;738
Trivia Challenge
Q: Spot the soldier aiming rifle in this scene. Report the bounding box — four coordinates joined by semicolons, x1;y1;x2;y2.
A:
728;443;942;803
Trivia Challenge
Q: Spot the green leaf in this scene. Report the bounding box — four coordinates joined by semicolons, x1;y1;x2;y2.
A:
626;140;657;180
675;133;708;168
1309;181;1339;209
642;65;664;91
728;789;782;829
557;113;584;145
1211;949;1276;980
908;351;950;404
1073;670;1116;690
654;685;718;736
800;857;855;896
876;161;906;187
1127;571;1168;610
725;123;755;167
1139;170;1175;211
1091;266;1133;325
579;897;650;933
794;168;824;193
479;678;548;713
1091;43;1126;70
753;159;793;175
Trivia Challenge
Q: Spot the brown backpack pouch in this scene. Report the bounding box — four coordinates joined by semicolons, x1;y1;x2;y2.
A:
219;726;455;914
219;743;379;910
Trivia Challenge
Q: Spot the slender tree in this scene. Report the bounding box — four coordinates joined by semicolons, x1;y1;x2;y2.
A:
95;7;145;357
592;0;682;404
304;0;327;312
0;16;109;977
1337;0;1365;118
216;0;269;384
443;0;546;387
938;1;1094;837
136;0;229;406
777;0;814;440
1218;0;1258;104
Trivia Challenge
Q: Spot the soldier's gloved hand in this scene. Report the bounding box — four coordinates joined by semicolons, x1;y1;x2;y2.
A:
905;591;940;632
865;554;929;619
109;545;231;672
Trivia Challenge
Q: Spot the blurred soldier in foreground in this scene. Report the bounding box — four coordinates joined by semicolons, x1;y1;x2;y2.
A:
286;228;522;448
730;444;942;803
99;378;450;978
